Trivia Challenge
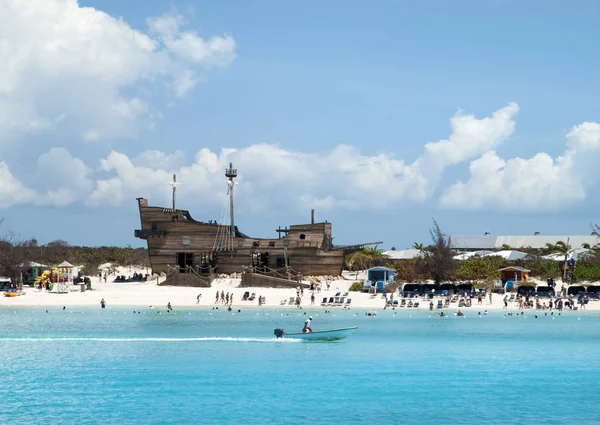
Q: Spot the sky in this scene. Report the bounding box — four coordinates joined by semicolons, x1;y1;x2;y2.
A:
0;0;599;249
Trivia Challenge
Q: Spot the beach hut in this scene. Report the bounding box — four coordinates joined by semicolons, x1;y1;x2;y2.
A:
498;266;530;283
55;261;75;293
25;262;51;285
0;277;11;290
366;267;395;292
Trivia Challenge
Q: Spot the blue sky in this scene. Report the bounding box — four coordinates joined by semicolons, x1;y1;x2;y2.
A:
0;0;599;249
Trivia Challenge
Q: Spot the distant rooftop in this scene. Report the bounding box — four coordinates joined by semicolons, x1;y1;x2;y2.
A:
451;235;598;251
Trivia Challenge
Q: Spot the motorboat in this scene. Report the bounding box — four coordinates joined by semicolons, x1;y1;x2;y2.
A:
273;326;357;341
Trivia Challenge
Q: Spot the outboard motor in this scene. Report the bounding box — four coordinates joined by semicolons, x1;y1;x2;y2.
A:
274;328;285;338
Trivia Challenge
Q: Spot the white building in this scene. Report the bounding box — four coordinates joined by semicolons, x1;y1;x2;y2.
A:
450;234;598;251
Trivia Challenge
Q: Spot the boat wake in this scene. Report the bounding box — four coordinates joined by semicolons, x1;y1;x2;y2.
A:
0;337;302;343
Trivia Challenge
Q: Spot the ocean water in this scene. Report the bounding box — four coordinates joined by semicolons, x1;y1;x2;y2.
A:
1;306;599;425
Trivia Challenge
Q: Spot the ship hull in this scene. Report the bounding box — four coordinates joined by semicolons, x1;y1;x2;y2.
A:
135;198;345;277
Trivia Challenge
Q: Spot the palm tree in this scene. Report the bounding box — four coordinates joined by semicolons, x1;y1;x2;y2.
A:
553;240;572;256
413;242;425;251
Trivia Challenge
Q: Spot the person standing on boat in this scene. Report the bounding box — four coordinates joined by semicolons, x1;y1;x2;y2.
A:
303;316;313;333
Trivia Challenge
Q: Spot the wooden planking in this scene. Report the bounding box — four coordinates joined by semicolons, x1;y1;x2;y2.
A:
135;198;345;276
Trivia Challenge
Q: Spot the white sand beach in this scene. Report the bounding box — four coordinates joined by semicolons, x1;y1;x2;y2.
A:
1;264;598;312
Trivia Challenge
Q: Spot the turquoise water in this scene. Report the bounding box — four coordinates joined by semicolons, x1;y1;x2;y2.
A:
1;306;599;425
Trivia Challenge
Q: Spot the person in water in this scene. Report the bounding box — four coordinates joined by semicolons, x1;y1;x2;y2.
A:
303;316;313;333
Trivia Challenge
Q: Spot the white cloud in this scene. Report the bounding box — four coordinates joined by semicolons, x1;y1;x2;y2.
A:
34;147;93;207
9;102;595;216
440;121;600;210
0;162;38;208
0;102;523;212
0;0;236;145
85;103;519;211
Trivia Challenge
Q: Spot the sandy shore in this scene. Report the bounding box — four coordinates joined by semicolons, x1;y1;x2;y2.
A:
2;275;598;312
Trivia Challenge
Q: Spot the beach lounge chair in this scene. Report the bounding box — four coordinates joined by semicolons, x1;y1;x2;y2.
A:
242;291;250;301
328;297;334;304
279;299;287;305
346;298;351;305
509;294;516;302
407;300;413;308
334;296;340;303
392;300;399;306
400;299;406;307
342;292;349;296
321;297;328;306
288;297;295;305
335;292;341;297
248;293;256;301
339;297;345;305
413;302;420;308
437;299;443;309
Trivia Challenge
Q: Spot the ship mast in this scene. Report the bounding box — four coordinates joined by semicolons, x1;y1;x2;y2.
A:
169;174;180;220
225;163;237;244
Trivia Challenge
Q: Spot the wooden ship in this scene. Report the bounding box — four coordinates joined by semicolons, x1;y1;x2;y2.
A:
135;163;380;279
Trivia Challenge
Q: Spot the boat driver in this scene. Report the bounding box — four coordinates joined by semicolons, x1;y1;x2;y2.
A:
303;316;313;333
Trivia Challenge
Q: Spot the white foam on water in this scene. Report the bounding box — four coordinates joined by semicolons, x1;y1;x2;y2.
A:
0;337;301;343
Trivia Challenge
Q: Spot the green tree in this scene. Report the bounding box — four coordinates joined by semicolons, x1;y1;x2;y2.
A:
412;242;424;251
415;219;456;284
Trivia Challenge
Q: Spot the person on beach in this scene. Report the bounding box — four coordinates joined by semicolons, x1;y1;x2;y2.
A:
489;292;493;304
303;316;313;333
215;291;219;304
225;293;229;305
196;294;201;304
229;294;233;306
311;292;315;305
100;299;106;308
503;295;508;309
220;291;225;304
167;302;172;311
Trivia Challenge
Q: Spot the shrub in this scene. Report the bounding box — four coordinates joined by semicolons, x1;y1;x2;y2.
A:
348;281;364;292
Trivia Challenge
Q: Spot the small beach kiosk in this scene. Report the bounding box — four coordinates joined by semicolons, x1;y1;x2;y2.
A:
55;261;75;293
364;266;395;293
498;266;530;290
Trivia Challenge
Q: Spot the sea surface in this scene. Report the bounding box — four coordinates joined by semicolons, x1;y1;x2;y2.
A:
1;305;599;425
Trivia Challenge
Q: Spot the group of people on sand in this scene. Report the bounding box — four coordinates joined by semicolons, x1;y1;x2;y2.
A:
215;290;233;306
502;294;585;312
